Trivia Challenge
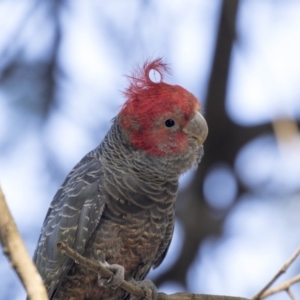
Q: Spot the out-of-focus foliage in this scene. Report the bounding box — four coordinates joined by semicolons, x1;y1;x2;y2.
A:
0;1;300;300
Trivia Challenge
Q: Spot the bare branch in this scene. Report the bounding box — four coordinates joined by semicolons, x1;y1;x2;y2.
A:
259;274;300;299
251;246;300;300
0;185;48;300
57;241;248;300
286;288;296;300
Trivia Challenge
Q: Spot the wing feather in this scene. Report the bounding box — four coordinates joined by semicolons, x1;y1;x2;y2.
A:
33;155;105;298
153;208;175;269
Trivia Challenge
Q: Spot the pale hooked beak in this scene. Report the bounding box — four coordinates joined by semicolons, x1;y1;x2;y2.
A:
183;111;208;146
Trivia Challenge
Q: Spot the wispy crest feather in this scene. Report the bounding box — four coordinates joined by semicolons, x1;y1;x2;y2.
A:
124;58;171;97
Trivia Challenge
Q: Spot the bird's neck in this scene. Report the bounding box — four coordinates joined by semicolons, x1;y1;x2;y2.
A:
96;120;202;184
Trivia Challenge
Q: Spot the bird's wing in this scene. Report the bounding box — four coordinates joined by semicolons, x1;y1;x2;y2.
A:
152;207;175;269
33;155;105;299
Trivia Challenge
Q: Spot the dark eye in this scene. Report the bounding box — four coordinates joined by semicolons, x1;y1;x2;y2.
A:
165;119;175;127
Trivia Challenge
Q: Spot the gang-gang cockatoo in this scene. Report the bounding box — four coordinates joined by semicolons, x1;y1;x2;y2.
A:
33;58;208;300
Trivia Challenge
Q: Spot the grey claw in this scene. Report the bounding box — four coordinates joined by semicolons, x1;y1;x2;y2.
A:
98;262;125;290
130;279;157;300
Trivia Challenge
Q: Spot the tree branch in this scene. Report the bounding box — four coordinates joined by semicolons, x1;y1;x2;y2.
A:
0;185;48;300
251;246;300;300
286;288;296;300
259;274;300;299
57;241;248;300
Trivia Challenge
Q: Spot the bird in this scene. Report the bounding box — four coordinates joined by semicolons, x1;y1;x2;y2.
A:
32;58;208;300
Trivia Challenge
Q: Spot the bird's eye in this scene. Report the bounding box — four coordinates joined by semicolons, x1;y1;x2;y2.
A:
165;119;175;127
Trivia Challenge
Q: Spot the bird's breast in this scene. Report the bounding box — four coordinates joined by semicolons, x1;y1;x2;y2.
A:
85;201;169;278
54;180;176;300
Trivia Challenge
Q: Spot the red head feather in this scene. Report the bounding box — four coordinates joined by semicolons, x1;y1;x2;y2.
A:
119;58;201;156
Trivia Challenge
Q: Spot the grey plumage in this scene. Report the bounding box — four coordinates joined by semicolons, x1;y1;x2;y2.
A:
33;119;204;300
32;58;208;300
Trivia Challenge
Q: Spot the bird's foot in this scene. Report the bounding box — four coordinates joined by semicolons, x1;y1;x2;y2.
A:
130;279;158;300
98;262;125;289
